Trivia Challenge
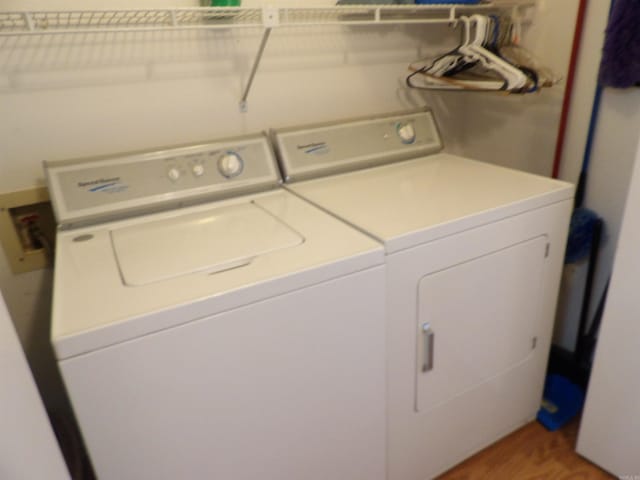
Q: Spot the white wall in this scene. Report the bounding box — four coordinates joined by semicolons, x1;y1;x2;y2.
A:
0;256;68;409
577;130;640;477
558;0;609;186
0;291;69;480
582;90;640;327
549;0;607;351
452;0;580;176
0;0;579;412
556;0;640;334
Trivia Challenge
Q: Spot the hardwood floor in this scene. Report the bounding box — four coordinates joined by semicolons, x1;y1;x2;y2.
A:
437;419;615;480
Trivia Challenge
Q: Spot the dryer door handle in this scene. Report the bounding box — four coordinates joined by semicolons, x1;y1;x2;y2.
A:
421;323;434;373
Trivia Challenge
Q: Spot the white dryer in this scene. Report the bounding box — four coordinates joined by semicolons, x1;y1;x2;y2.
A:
45;134;386;480
273;110;574;480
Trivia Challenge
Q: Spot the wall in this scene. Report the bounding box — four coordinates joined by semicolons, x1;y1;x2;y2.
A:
0;0;578;413
558;0;640;335
549;0;608;351
558;0;608;186
582;89;640;328
0;290;69;480
552;86;640;349
576;130;640;477
452;0;580;176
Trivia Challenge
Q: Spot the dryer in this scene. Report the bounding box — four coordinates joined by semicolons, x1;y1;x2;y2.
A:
273;110;574;479
45;133;386;480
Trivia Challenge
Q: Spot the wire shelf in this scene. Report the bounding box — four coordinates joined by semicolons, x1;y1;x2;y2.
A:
0;2;537;111
0;3;534;36
0;8;263;35
278;6;452;26
276;3;532;26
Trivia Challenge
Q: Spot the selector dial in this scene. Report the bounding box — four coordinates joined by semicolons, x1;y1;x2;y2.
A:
396;122;417;145
218;151;244;179
167;167;181;181
192;164;205;177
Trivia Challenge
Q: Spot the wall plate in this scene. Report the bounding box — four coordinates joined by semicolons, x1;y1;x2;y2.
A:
0;187;53;274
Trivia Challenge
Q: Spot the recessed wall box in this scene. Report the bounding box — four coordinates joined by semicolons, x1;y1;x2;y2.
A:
0;187;55;274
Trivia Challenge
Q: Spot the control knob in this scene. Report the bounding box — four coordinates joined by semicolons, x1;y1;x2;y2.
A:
192;163;205;177
218;152;244;179
396;122;416;145
167;167;181;181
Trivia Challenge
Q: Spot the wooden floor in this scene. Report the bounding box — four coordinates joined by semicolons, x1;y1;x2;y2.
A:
437;419;614;480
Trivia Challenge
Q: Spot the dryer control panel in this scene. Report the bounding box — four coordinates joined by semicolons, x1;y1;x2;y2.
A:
273;109;443;182
45;134;280;229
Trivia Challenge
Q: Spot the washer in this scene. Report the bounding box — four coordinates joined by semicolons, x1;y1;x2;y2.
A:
45;133;386;480
273;110;574;480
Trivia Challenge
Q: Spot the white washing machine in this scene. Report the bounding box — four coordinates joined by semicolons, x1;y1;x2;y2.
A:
45;133;386;480
273;110;574;480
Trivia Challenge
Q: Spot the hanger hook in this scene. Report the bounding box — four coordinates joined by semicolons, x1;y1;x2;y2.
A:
469;14;488;47
459;16;471;46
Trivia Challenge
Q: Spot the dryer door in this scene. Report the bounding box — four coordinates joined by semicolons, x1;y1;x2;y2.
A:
415;236;547;413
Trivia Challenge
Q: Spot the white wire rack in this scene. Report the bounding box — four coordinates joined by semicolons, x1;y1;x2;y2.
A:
0;3;536;111
0;8;263;35
276;3;532;26
0;3;534;35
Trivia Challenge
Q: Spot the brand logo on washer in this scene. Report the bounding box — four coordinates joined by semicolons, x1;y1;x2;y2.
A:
298;142;330;156
78;177;128;194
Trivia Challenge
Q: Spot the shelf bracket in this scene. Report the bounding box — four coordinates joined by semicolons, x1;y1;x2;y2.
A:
22;11;35;32
239;7;279;113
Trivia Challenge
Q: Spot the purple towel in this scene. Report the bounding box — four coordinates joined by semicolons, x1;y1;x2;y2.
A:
599;0;640;88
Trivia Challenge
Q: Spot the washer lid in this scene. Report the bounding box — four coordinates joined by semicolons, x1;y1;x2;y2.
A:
111;202;304;286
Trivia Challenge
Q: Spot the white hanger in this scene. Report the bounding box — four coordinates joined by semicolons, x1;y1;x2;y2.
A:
424;16;473;77
408;15;533;93
458;15;529;91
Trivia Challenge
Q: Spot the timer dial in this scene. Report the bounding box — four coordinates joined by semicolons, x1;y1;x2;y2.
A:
192;164;205;177
396;122;417;145
218;152;244;179
167;167;181;181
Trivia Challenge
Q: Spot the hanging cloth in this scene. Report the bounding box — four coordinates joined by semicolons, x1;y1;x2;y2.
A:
599;0;640;88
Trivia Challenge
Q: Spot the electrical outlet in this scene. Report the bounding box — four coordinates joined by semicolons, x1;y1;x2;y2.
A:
0;187;55;274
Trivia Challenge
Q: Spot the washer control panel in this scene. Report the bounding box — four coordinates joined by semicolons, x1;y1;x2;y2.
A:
45;134;280;228
161;148;249;184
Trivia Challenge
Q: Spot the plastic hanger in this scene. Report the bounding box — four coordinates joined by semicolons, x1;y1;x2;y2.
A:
497;14;559;89
407;14;539;93
422;16;474;78
457;14;530;91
